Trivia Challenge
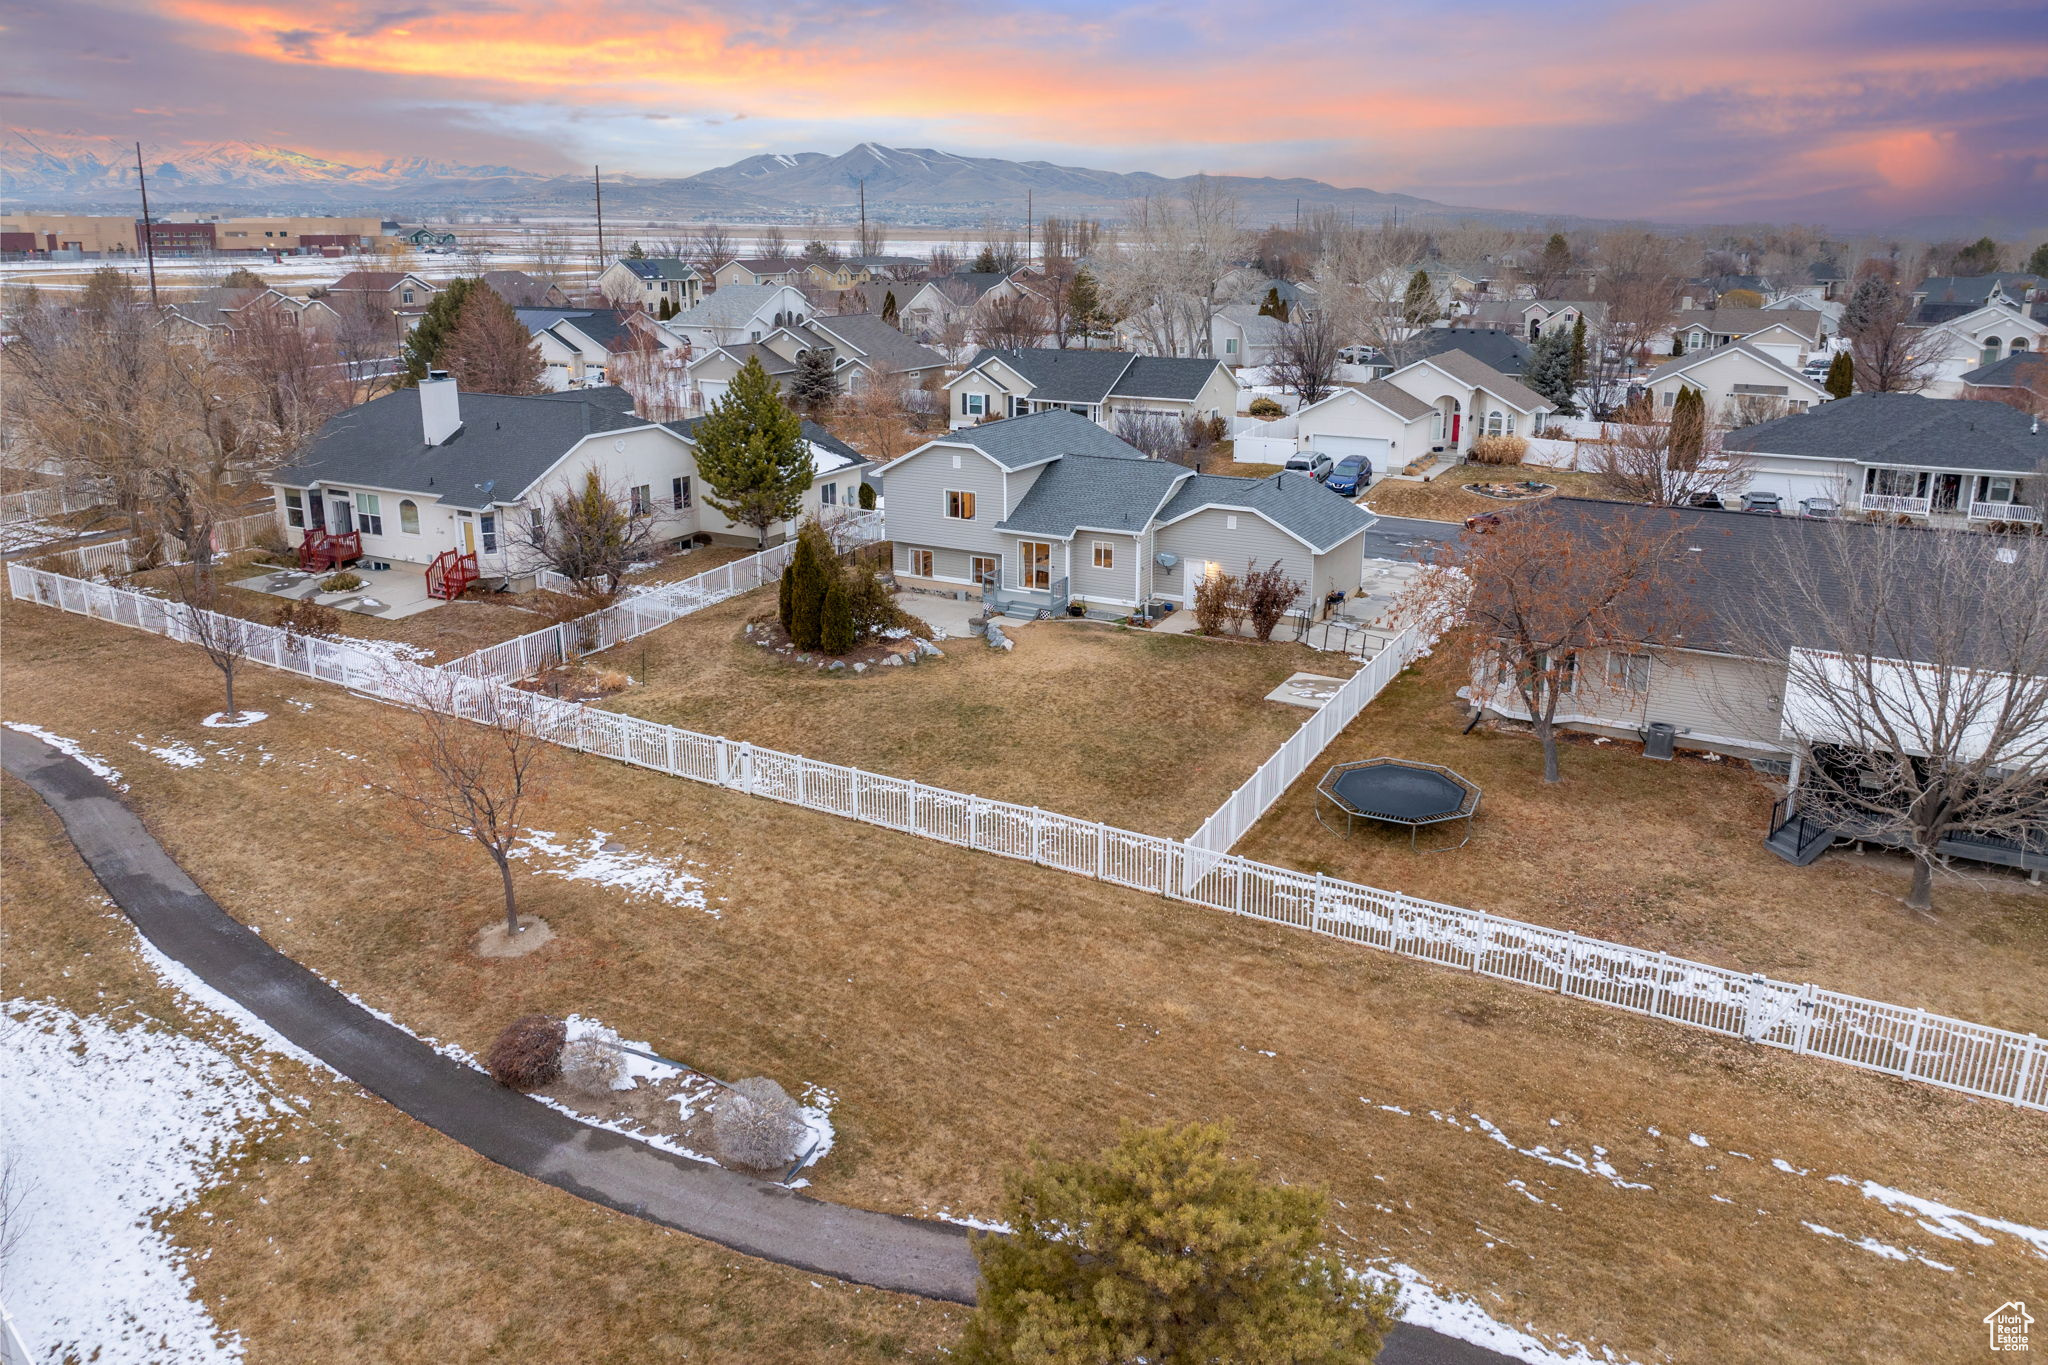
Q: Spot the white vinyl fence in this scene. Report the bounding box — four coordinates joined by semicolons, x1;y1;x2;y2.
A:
11;555;2046;1115
459;510;884;681
1188;625;1424;853
0;479;107;521
19;510;279;580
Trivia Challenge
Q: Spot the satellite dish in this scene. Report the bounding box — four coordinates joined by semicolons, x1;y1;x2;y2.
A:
1155;552;1179;569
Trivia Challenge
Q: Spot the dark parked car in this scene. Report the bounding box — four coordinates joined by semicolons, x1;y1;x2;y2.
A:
1686;492;1726;509
1740;491;1784;515
1325;453;1373;496
1285;452;1334;482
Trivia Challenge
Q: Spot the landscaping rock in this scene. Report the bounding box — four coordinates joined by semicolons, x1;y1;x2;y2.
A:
881;654;903;666
853;661;867;673
827;660;847;671
985;622;1013;652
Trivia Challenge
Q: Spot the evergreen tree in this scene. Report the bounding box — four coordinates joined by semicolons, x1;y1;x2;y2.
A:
399;276;481;386
692;356;812;548
658;296;677;320
777;556;798;636
2027;242;2048;278
787;347;841;417
1257;286;1290;322
1825;350;1854;399
1670;386;1706;466
971;244;1002;274
219;267;267;291
784;527;827;650
880;289;900;327
1951;236;1999;275
1568;314;1588;383
1066;268;1101;342
820;571;855;655
857;481;877;510
1538;232;1573;294
961;1122;1393;1365
1842;275;1894;339
625;241;647;260
440;286;546;395
1524;329;1579;415
1402;270;1438;327
1670;332;1686;356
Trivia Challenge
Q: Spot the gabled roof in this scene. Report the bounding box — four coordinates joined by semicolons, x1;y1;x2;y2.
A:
1644;340;1828;392
956;347;1135;404
1296;380;1434;424
666;283;802;330
1914;273;2040;307
513;307;641;354
934;271;1016;303
1157;471;1375;554
718;256;808;275
996;454;1191;538
689;341;799;376
805;313;947;374
1960;352;2048;389
1213;303;1288;345
1671;307;1821;342
1114;356;1229;401
479;270;564;307
915;409;1151;471
660;414;867;476
274;386;650;509
325;270;432;293
612;257;698;281
1403;349;1553;413
1409;327;1533;377
1723;393;2048;473
163;286;271;327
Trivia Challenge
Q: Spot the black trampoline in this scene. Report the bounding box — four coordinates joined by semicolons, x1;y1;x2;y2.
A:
1315;757;1481;851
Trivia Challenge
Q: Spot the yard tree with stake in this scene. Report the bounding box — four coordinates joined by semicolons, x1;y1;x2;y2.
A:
960;1121;1393;1365
1826;351;1854;399
514;468;656;603
693;356;812;548
399;276;481;387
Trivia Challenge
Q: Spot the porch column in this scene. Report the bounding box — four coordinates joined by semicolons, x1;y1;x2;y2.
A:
1786;750;1803;813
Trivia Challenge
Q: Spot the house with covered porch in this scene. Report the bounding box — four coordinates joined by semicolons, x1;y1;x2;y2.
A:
1722;394;2044;527
944;348;1237;433
1379;349;1555;455
876;409;1374;618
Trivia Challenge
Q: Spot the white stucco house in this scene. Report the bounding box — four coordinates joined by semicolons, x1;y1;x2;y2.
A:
266;378;871;592
1377;349;1556;454
1912;302;2048;398
1291;380;1439;471
1641;341;1830;427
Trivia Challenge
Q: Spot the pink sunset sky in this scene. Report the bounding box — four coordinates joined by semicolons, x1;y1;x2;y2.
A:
10;0;2048;225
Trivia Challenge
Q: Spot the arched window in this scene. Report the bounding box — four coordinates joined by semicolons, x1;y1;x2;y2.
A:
1982;338;2003;366
2013;339;2031;353
399;499;419;534
1485;411;1505;436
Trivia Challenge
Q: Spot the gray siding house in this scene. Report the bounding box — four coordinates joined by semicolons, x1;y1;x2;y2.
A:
944;348;1238;432
878;409;1375;615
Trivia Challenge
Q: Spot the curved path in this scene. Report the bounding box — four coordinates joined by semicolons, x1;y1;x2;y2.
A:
3;728;1514;1365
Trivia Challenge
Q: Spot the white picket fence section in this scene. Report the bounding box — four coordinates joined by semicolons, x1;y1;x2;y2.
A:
18;511;278;580
0;479;107;521
0;1297;31;1365
457;510;884;681
1188;625;1425;853
11;555;2046;1114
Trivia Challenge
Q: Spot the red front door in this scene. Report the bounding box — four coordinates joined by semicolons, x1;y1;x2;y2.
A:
1449;414;1461;444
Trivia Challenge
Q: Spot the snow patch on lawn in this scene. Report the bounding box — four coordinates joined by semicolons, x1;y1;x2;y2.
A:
1800;1221;1955;1272
132;736;206;769
0;1001;283;1365
1830;1176;2048;1259
1361;1261;1635;1365
5;721;125;788
200;711;268;729
513;828;714;914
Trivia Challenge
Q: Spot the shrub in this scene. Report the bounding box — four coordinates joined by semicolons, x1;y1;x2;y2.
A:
1247;395;1285;418
486;1014;566;1090
273;597;342;640
1538;423;1568;440
1192;569;1236;635
559;1022;627;1098
711;1077;807;1169
820;572;856;655
1468;435;1528;466
320;570;366;593
857;482;877;510
1238;560;1305;642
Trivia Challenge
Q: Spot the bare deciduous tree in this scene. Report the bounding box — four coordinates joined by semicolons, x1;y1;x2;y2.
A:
1094;179;1245;357
1269;309;1344;406
1402;502;1698;782
1843;276;1935;394
380;673;554;938
1585;419;1756;507
1113;410;1194;465
166;562;256;721
1737;523;2048;915
514;468;659;602
973;290;1050;350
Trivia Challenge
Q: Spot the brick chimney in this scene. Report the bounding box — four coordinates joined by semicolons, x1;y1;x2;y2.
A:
420;370;461;446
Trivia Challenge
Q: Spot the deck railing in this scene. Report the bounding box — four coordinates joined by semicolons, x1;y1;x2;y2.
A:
1856;493;1931;516
13;553;2045;1114
1968;501;2042;523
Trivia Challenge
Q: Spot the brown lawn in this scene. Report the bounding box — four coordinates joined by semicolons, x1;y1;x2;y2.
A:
624;542;765;586
5;592;2046;1365
2;778;958;1365
1234;668;2048;1032
1201;439;1284;479
1362;463;1609;523
591;590;1341;836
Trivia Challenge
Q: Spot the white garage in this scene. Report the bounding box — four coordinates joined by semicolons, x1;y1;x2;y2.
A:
1308;433;1392;464
1293;382;1437;472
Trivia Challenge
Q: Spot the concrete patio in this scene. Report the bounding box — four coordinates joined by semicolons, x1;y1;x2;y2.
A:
233;558;448;620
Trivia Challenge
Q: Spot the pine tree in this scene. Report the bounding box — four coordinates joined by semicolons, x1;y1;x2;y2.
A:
658;296;677;320
1825;350;1854;399
440;287;546;395
820;571;855;655
625;241;647;260
777;557;797;636
1525;329;1579;415
787;347;841;417
1402;270;1438;327
1258;286;1290;322
880;289;899;327
1952;236;1999;275
961;1122;1394;1365
857;481;877;511
1842;275;1894;338
2028;242;2048;278
1568;314;1588;383
1539;232;1573;294
1670;332;1686;357
400;277;481;386
692;356;812;548
1670;386;1706;466
971;245;1001;274
1066;268;1101;342
219;267;267;291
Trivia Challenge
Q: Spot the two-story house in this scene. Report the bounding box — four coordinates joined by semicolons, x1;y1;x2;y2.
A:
685;313;947;407
877;410;1375;617
945;348;1237;431
596;257;704;314
322;270;439;333
709;256;811;290
661;284;813;352
515;307;687;390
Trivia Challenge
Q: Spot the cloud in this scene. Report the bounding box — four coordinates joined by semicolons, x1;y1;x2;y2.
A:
12;0;2048;225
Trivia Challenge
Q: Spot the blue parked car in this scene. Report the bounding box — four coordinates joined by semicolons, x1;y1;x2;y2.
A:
1325;453;1373;497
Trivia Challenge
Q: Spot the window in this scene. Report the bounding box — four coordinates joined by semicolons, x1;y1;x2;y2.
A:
945;490;977;520
401;499;420;534
908;548;935;577
527;507;543;536
820;482;838;506
1019;541;1051;590
1983;476;2022;504
672;476;692;509
401;289;415;304
1660;391;1676;408
1609;652;1652;693
1091;540;1115;569
1982;339;2003;366
1485;411;1504;436
480;513;498;553
1224;337;1238;354
355;493;384;536
971;555;998;586
631;484;651;515
963;392;987;417
1225;515;1238;530
283;490;305;528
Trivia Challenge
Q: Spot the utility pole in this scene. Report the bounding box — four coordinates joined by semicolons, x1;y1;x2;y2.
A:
134;141;159;306
1025;189;1033;269
858;179;866;253
593;165;606;269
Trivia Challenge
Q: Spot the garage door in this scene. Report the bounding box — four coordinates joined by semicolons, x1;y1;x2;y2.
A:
1311;434;1392;464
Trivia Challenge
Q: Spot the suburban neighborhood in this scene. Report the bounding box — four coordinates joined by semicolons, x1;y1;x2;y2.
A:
2;21;2046;1365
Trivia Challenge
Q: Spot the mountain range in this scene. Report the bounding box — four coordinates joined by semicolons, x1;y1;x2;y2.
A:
2;129;1562;226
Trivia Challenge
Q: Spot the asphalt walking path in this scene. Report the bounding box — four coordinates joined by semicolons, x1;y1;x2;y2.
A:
3;726;1515;1364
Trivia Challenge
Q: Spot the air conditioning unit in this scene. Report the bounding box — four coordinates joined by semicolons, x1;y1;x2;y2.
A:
1642;722;1676;760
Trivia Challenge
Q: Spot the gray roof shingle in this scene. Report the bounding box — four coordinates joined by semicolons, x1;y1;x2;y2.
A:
937;409;1152;469
806;313;947;375
1411;349;1553;413
1158;471;1375;553
668;283;799;330
615;257;699;281
964;348;1136;404
1409;327;1533;377
1722;393;2048;473
1960;352;2048;389
997;455;1190;537
1113;356;1229;401
1644;339;1825;390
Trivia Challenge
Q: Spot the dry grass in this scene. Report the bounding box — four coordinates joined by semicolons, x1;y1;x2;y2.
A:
592;590;1338;836
1200;440;1284;479
625;543;765;587
1234;669;2048;1032
1362;463;1608;523
0;777;960;1363
6;593;2048;1365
